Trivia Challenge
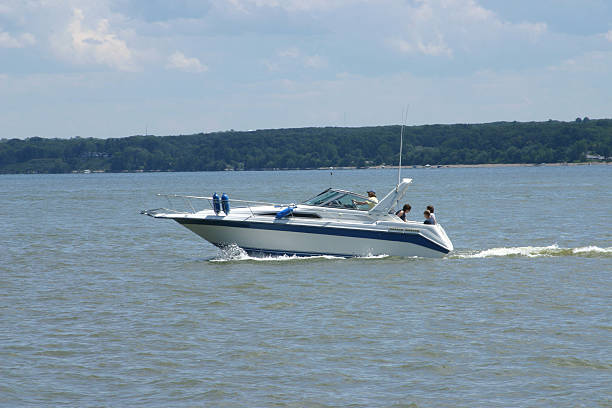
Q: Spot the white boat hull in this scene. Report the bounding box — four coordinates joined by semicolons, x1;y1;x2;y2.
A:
170;215;451;258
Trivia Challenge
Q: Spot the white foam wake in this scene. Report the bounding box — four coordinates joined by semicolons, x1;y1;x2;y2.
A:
357;253;391;259
210;244;345;262
572;245;612;254
210;244;611;262
456;244;612;259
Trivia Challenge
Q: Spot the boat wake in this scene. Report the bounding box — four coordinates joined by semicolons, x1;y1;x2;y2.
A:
209;244;392;262
454;244;612;259
210;244;345;263
209;244;611;262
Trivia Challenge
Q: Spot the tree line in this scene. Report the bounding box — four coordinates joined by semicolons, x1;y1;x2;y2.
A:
1;118;610;174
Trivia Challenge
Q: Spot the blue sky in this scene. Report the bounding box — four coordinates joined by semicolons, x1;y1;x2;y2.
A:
1;0;611;139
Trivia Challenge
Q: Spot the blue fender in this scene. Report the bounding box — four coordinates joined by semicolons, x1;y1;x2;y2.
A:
221;193;230;215
212;192;221;215
275;207;294;219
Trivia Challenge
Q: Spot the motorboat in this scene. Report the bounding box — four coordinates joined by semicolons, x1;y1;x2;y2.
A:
142;178;453;258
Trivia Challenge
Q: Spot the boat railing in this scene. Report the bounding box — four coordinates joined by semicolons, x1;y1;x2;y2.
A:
154;194;291;216
150;194;384;219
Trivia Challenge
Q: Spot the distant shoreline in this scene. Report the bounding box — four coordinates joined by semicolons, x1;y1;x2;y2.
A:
3;161;609;175
368;161;611;170
51;161;609;174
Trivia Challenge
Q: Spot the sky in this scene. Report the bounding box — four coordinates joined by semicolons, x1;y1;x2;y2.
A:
1;0;611;139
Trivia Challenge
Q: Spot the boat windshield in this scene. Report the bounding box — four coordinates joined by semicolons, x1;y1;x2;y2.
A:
302;189;338;206
302;189;371;210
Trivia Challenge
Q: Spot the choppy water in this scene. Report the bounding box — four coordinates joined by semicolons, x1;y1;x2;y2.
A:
2;166;611;407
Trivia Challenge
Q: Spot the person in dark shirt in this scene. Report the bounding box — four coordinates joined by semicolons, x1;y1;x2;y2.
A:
395;203;411;221
423;210;434;224
426;205;436;224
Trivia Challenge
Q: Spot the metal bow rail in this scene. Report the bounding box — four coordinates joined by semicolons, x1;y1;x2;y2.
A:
152;194;291;217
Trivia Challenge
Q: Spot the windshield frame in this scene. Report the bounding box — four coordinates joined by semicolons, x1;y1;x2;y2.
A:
302;189;372;210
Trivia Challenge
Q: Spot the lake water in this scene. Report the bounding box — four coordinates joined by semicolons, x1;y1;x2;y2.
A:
2;166;611;407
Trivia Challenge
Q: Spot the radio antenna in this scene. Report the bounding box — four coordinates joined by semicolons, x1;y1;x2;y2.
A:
397;105;409;188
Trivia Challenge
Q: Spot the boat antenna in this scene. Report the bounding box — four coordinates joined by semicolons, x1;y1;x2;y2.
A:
329;167;334;188
397;105;409;189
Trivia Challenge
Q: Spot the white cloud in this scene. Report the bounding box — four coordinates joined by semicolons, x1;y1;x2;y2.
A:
0;30;35;48
548;51;612;74
304;54;327;69
390;36;452;57
387;0;547;57
224;0;351;13
606;30;612;42
51;8;137;71
513;21;547;41
461;0;494;21
262;59;280;71
278;47;300;58
166;51;208;73
275;47;328;69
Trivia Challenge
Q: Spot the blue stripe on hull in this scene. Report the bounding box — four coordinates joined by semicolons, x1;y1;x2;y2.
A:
176;217;449;254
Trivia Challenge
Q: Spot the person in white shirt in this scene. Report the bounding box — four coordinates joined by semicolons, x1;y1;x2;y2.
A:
354;191;378;209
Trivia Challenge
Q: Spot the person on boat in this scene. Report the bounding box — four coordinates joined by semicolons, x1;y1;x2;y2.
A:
395;203;411;221
423;210;434;224
427;205;436;224
353;190;378;209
